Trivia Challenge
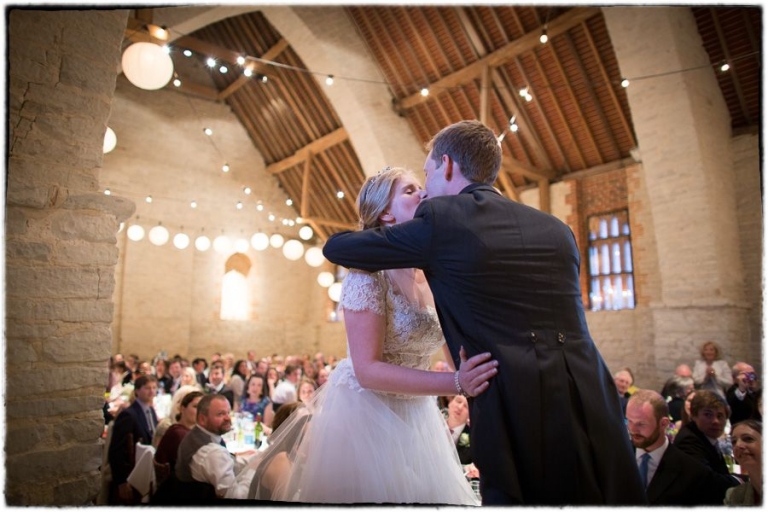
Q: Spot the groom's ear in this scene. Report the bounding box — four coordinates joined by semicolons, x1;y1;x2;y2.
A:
443;155;454;181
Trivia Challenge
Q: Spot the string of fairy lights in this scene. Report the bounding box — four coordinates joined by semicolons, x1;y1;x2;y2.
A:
107;17;758;299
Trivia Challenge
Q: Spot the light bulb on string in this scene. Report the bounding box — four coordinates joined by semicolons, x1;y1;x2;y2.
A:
420;87;429;97
286;198;293;206
325;75;334;86
261;75;268;83
236;201;243;210
190;200;198;209
236;56;246;66
336;191;345;199
149;224;170;246
222;163;230;173
244;68;253;78
539;29;548;44
509;116;519;133
145;195;153;203
621;78;630;88
219;65;228;74
206;57;216;68
104;188;111;196
256;202;264;212
720;62;730;72
183;49;192;57
268;214;276;221
244;187;252;195
204;128;213;136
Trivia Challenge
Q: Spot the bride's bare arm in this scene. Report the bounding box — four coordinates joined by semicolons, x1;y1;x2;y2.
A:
345;308;498;397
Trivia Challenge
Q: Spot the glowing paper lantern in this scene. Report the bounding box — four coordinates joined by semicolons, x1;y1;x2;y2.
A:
234;238;250;253
304;247;325;267
148;225;170;246
299;225;314;241
121;42;174;90
173;233;190;250
328;282;343;302
282;239;304;261
103;127;117;153
127;224;145;241
195;235;211;252
317;271;334;288
269;234;284;249
251;232;269;251
213;235;233;254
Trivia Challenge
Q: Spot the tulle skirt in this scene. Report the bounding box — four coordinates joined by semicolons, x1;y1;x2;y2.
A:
249;359;479;505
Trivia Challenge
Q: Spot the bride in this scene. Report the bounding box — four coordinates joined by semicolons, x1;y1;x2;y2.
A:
248;167;499;504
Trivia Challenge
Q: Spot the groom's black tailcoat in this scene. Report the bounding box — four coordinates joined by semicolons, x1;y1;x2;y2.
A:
323;183;646;505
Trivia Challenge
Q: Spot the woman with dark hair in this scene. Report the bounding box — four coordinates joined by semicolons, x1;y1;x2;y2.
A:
240;373;274;427
725;420;762;505
154;391;204;474
229;359;250;410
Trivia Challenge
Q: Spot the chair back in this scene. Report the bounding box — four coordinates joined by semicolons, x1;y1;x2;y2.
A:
153;458;171;486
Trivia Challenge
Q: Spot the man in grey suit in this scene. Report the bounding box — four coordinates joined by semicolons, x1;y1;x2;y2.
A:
626;390;720;505
323;120;645;505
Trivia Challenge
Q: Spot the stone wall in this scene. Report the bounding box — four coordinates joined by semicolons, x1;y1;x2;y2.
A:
6;9;131;505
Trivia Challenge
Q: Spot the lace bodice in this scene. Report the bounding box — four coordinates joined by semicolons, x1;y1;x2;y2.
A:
330;270;444;396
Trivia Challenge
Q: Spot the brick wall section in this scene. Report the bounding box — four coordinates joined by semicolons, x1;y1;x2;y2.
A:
6;10;131;505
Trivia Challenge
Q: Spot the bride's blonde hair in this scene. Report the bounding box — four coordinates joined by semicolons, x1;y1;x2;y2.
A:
356;166;410;230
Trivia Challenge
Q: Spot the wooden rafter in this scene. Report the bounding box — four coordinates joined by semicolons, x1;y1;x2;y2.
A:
218;39;289;101
266;128;348;175
503;155;555;181
538;179;551;213
495;169;519;201
300;153;313;218
710;9;752;125
580;23;635;149
395;7;600;111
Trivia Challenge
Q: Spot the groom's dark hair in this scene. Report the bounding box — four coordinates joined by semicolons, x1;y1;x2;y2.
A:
426;120;502;185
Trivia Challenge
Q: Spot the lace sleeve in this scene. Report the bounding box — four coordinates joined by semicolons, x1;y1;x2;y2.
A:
340;270;386;316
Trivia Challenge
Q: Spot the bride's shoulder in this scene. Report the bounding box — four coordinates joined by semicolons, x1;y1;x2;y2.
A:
340;270;387;314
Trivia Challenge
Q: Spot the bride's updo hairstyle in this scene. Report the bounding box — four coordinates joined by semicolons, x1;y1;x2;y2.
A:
356;166;409;230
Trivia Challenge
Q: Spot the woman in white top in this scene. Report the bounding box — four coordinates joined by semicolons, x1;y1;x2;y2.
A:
692;341;732;398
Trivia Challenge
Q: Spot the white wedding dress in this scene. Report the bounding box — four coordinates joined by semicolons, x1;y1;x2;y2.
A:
248;269;479;504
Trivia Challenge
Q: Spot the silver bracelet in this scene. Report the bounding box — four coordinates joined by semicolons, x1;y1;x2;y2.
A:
454;371;469;397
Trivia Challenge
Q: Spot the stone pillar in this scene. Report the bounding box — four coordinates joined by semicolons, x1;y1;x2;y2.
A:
6;10;132;505
603;7;752;378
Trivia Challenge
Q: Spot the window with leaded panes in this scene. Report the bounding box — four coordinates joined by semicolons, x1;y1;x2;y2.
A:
587;210;636;311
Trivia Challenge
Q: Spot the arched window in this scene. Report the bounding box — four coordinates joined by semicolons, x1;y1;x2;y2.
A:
587;210;636;311
220;253;251;321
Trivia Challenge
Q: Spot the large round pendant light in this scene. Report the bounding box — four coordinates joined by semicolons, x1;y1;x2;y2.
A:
213;235;233;254
195;235;211;252
282;239;304;261
251;232;269;251
127;224;145;241
328;282;343;302
103;127;117;153
122;42;174;90
149;225;170;246
234;238;250;253
173;233;190;250
304;247;325;267
269;233;285;249
299;225;314;241
317;271;335;288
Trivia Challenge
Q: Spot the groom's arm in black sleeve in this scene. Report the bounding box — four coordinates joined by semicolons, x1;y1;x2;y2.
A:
323;202;434;271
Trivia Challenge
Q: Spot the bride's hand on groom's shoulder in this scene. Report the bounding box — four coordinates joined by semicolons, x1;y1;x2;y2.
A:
458;346;499;397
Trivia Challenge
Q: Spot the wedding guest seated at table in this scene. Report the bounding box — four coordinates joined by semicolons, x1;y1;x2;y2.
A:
193;357;208;388
666;375;695;423
167;358;183;394
626;390;721;505
154;391;203;476
266;367;280;401
175;394;255;499
725;420;762;505
240;373;274;428
445;395;472;465
181;366;203;390
674;390;697;434
154;358;173;395
614;368;634;413
727;362;762;425
315;367;330;388
660;364;693;398
248;402;308;500
272;365;300;412
153;385;200;447
297;377;317;404
229;359;250;410
673;390;740;502
107;375;158;504
205;362;235;408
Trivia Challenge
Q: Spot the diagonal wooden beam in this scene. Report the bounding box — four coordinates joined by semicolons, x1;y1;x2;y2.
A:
267;128;348;175
395;7;600;112
300;152;313;218
217;39;289;101
502;155;555;181
495;169;519;202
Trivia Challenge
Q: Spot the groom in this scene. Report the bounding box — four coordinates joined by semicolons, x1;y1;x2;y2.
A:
323;120;646;505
